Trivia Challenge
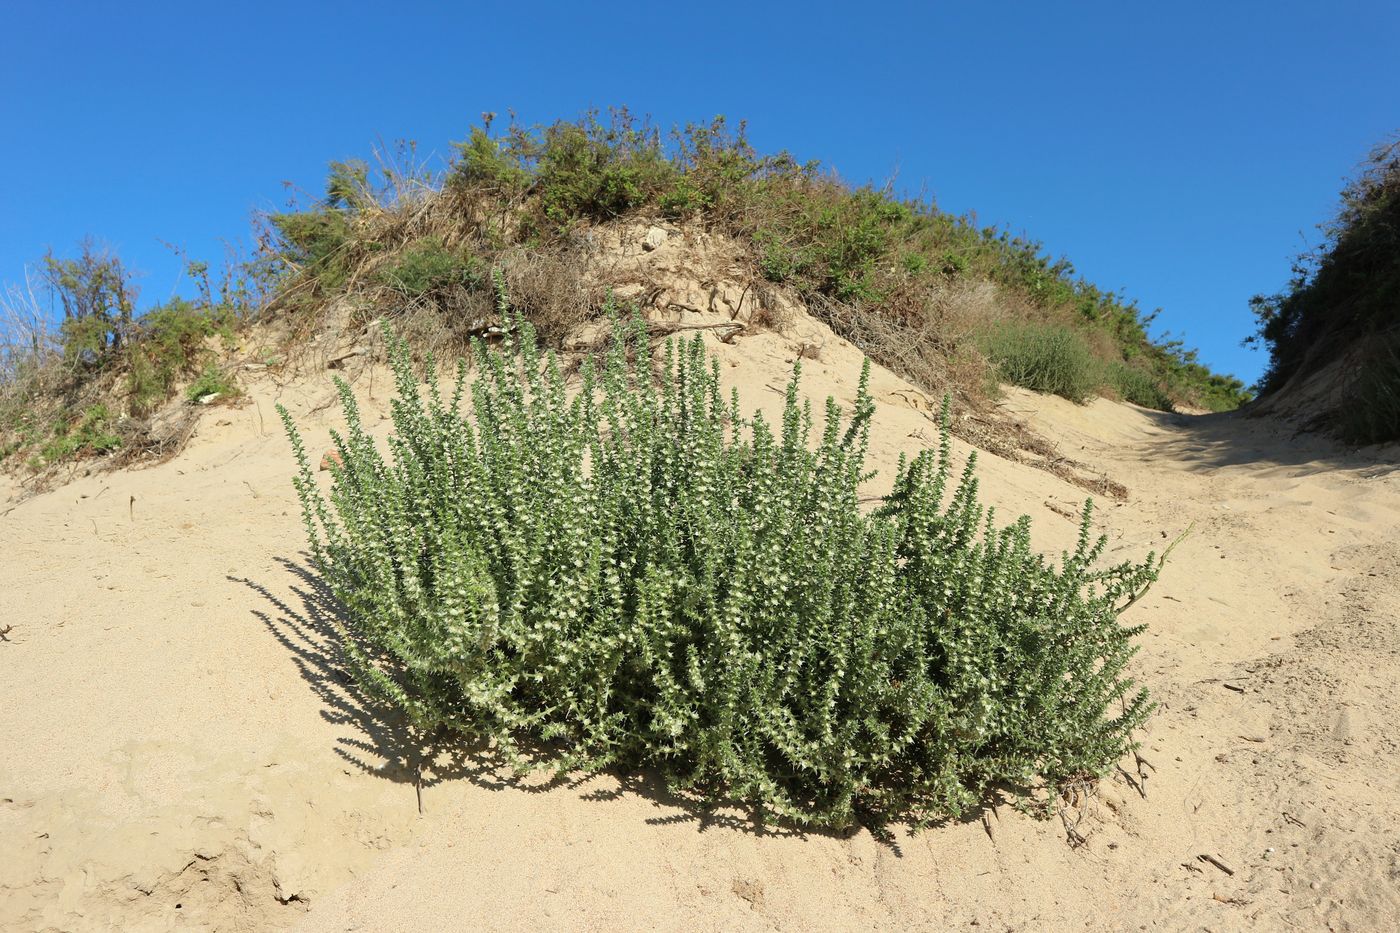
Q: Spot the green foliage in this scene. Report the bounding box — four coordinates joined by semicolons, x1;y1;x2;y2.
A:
1191;372;1255;413
1338;331;1400;445
269;209;353;288
280;308;1160;831
41;404;120;462
378;237;483;299
1106;362;1174;412
326;159;372;210
125;299;222;415
266;111;1247;411
459;112;1244;405
450;126;533;196
752;186;911;302
4;234;264;468
185;365;240;402
43;242;137;362
982;322;1100;404
532;119;675;230
1251;136;1400;441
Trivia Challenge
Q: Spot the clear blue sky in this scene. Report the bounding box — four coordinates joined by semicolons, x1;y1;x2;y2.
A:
3;1;1396;385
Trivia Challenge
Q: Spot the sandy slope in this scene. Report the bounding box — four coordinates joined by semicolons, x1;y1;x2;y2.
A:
3;303;1399;932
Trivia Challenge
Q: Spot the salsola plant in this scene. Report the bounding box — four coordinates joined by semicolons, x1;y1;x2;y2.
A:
278;304;1161;830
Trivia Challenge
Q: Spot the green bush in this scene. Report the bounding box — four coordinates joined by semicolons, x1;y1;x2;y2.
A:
451;127;533;196
43;243;137;363
125;299;222;415
1251;137;1399;439
280;307;1160;830
982;322;1100;403
378;237;483;299
185;365;240;402
1106;362;1173;412
269;209;353;288
532;119;676;231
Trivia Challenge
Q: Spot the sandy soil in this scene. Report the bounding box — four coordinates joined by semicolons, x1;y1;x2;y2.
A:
4;285;1400;930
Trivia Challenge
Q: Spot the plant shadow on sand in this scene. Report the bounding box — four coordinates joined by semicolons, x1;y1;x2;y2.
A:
235;555;1019;853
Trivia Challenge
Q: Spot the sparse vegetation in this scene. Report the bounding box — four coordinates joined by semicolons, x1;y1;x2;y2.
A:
1250;135;1400;443
3;108;1251;477
0;240;264;472
185;365;241;403
261;110;1246;415
279;303;1162;830
378;237;484;300
39;403;120;463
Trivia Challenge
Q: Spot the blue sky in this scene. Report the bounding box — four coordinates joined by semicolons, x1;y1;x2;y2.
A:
3;1;1396;385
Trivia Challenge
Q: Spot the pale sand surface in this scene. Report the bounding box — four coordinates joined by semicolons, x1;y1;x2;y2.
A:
4;303;1399;931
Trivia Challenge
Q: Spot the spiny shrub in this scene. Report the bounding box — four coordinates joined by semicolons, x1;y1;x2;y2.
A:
280;307;1161;830
269;209;353;288
982;321;1100;403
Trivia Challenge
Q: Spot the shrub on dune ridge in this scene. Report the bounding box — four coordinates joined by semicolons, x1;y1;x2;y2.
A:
279;294;1163;830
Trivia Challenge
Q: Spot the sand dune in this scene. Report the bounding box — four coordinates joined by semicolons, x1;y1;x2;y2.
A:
4;304;1398;931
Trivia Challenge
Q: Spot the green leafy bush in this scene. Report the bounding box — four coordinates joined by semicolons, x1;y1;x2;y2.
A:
378;237;483;299
43;242;137;363
451;127;533;196
269;209;353;288
982;322;1100;403
125;299;223;415
185;365;240;402
1106;362;1173;412
280;306;1161;830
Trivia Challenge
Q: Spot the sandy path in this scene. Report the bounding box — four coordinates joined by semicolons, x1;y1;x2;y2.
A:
3;319;1398;931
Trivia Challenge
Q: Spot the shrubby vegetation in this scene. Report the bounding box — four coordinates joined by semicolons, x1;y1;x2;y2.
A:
0;240;266;470
1250;136;1400;443
981;322;1100;404
3;109;1254;474
264;111;1248;413
279;305;1162;830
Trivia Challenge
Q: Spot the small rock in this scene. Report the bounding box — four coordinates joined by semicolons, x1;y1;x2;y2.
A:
642;226;667;251
1333;708;1363;745
320;450;344;471
197;393;221;405
731;878;764;908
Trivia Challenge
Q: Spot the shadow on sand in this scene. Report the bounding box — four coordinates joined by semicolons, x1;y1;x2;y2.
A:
1129;408;1398;477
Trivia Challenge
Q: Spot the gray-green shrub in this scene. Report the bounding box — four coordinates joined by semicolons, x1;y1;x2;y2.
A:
279;306;1160;830
378;237;484;299
982;322;1100;403
1107;362;1174;412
